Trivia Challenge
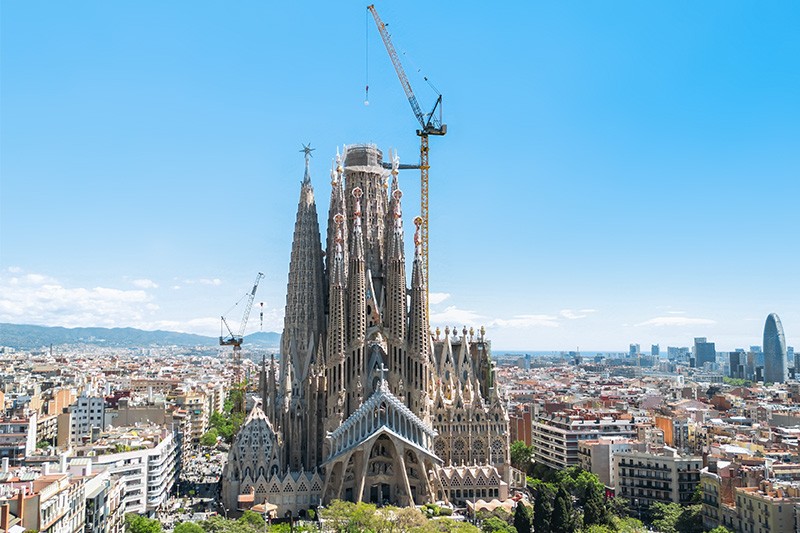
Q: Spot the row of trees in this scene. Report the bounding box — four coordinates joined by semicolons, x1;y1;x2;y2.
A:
318;500;479;532
126;511;315;533
201;388;246;446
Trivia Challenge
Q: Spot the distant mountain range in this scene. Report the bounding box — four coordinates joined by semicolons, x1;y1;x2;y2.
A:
0;323;281;351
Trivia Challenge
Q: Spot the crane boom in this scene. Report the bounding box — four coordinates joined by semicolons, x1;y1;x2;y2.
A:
367;4;446;314
220;272;264;384
237;272;264;338
220;271;264;347
367;5;444;133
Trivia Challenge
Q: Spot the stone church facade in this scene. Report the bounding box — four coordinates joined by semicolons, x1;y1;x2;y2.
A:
222;144;512;516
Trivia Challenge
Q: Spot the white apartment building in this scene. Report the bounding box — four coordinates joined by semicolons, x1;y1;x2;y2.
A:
531;412;640;470
70;392;105;444
72;426;178;516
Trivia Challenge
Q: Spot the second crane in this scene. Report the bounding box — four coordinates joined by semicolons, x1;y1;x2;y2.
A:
220;272;264;384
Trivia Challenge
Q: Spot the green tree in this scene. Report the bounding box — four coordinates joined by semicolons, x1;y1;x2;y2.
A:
573;470;603;505
583;480;610;527
238;510;265;527
392;505;429;530
174;523;204;533
512;502;532;533
200;516;257;533
230;387;245;414
707;527;733;533
481;516;516;533
607;497;630;518
582;526;615;533
650;502;682;533
552;485;576;533
318;500;380;532
429;520;481;532
200;428;219;447
533;483;555;533
611;516;646;533
674;504;704;533
510;440;534;472
125;513;163;533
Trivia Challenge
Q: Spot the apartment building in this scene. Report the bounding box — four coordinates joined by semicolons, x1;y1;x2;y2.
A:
73;425;179;516
171;389;208;444
70;392;105;444
0;464;87;533
578;437;643;489
0;414;37;466
531;411;639;470
614;447;702;509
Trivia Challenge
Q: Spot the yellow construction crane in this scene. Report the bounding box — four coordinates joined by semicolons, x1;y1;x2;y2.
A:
367;4;446;308
220;272;264;384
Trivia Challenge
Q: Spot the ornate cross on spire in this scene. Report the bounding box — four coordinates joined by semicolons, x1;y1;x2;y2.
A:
300;143;315;184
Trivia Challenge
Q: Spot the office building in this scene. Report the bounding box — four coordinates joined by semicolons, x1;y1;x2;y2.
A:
694;337;716;368
763;313;787;384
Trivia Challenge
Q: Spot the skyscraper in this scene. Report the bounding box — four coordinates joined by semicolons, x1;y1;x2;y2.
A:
763;313;788;384
694;337;716;368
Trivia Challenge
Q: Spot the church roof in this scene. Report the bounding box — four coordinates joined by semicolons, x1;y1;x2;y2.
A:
324;374;439;464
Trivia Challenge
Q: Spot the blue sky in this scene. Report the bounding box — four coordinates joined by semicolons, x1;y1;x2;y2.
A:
1;1;798;351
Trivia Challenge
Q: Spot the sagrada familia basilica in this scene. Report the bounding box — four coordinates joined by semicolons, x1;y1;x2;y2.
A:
222;145;516;516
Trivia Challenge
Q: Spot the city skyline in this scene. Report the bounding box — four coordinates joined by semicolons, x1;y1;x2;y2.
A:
2;2;798;350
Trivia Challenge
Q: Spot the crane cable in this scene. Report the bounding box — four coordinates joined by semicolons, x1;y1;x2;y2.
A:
365;7;369;105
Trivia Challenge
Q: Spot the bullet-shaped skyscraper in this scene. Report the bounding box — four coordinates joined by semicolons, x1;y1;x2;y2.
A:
763;313;788;384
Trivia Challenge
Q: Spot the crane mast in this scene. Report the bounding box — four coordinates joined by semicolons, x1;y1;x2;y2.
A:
367;4;446;312
220;272;265;383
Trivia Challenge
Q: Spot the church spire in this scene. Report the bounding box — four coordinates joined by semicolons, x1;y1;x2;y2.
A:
327;214;347;365
348;187;367;346
385;188;406;343
346;187;368;417
409;216;430;360
326;149;348;284
281;147;326;383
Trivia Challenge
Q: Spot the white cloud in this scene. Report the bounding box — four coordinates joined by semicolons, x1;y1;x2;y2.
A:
0;269;285;337
490;314;559;328
132;278;158;289
430;305;560;330
428;292;451;305
430;306;484;325
7;266;22;274
0;271;153;329
177;277;223;286
635;316;717;327
667;310;686;315
560;309;596;320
